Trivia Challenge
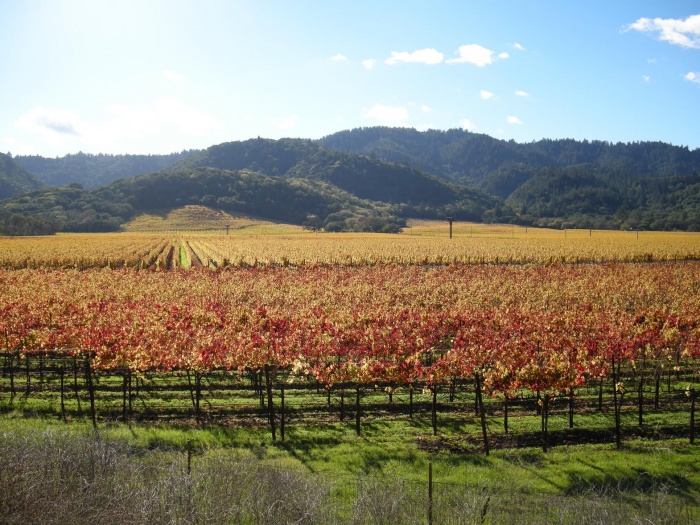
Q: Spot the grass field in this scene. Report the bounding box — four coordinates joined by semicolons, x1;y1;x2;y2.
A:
2;358;700;524
2;412;698;524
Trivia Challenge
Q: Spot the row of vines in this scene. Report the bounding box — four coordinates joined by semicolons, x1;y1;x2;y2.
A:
2;229;700;269
2;262;700;452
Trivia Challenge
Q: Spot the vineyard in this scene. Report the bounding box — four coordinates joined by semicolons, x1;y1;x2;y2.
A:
2;259;700;452
2;222;700;270
3;225;700;523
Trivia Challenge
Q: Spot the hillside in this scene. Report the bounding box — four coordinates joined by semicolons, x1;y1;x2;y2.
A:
0;153;44;201
100;165;406;232
0;164;408;235
3;129;700;235
123;205;304;233
15;150;199;189
319;127;700;186
168;137;497;219
319;127;700;230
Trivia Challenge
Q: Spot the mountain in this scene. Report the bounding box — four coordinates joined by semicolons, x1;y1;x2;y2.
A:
0;138;499;235
98;165;406;232
0;162;412;235
318;127;700;189
3;129;700;235
504;165;700;230
0;153;44;200
15;151;199;189
319;127;700;230
170;138;498;220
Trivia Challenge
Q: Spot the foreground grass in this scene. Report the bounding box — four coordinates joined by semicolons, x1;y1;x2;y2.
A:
2;414;699;524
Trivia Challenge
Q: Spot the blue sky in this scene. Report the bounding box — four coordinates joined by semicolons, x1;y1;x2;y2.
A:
1;0;699;157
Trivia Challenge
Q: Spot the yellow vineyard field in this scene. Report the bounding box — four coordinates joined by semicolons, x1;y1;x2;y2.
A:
2;218;700;269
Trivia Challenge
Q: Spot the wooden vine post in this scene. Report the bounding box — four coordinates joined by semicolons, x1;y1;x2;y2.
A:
279;381;285;442
84;353;98;437
73;355;82;412
612;357;623;450
24;352;30;398
431;385;438;436
689;386;698;445
186;370;203;422
568;389;575;429
474;371;489;455
541;393;551;453
121;370;129;422
59;366;67;423
264;364;276;441
355;384;362;437
8;351;16;401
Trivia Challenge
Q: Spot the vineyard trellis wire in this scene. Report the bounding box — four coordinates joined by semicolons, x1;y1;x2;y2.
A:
2;350;697;452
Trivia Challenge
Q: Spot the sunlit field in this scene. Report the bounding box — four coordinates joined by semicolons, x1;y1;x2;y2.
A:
2;215;700;269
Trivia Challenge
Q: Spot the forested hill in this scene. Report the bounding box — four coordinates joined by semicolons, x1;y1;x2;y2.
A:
15;151;199;189
319;127;700;187
2;129;700;235
169;138;497;219
319;127;700;231
1;139;500;235
0;153;43;200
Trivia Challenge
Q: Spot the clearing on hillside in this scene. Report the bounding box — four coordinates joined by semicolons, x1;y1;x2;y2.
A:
123;205;304;234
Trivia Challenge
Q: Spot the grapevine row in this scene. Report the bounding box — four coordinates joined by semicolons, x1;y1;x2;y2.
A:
2;263;699;450
3;229;700;269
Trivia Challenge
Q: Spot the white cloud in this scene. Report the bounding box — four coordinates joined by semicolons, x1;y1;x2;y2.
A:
507;116;523;125
447;44;498;66
626;14;700;49
480;90;495;100
362;58;377;70
385;48;444;65
643;75;652;83
498;52;510;60
685;71;700;84
271;114;299;130
421;105;432;112
13;98;224;155
163;70;185;83
17;107;85;137
513;42;526;51
362;104;410;126
459;118;477;131
515;90;530;97
330;54;347;62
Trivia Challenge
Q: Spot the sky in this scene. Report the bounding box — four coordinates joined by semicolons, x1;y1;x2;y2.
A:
1;0;699;157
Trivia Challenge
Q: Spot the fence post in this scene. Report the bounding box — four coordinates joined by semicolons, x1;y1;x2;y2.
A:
85;354;98;438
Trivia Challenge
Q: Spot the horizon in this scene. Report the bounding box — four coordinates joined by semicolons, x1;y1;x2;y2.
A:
8;125;700;160
2;1;699;157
